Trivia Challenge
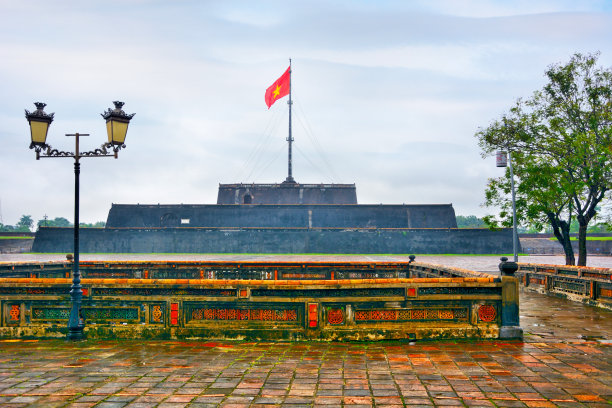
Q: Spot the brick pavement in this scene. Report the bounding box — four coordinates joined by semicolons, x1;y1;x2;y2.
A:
0;331;610;407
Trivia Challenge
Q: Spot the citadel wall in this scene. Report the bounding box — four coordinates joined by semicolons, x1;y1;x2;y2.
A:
217;183;358;204
106;203;458;229
32;226;513;254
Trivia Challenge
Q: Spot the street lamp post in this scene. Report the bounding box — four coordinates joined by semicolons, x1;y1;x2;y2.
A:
499;118;519;263
496;148;518;263
25;101;135;340
507;152;519;263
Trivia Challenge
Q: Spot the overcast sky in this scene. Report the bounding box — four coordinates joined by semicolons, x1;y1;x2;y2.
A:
1;0;612;226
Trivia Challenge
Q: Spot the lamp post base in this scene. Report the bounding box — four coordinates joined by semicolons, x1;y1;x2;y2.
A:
67;327;85;341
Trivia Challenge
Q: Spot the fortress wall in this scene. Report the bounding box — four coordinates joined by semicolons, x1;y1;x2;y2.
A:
106;204;458;229
0;238;34;254
217;184;358;204
32;227;513;254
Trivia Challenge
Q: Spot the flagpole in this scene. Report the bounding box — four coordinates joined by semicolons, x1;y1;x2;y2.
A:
285;58;295;183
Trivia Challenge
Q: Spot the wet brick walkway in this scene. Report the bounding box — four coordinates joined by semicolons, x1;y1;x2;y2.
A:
0;335;610;407
0;289;611;407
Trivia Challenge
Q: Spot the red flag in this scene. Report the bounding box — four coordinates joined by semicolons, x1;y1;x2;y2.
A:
265;66;290;109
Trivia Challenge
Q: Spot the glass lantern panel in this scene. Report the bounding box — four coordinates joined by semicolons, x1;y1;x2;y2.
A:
107;120;129;144
29;121;49;144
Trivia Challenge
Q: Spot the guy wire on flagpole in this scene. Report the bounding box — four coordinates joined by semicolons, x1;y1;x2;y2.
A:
285;58;295;183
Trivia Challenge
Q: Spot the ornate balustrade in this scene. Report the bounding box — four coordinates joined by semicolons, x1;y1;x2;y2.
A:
0;260;410;280
0;260;522;340
516;263;612;310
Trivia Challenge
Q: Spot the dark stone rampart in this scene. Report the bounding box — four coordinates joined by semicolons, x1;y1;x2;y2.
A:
32;227;514;254
217;183;358;204
106;204;458;229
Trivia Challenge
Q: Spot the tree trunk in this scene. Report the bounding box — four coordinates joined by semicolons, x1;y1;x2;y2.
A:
548;213;575;265
577;222;588;266
560;229;575;266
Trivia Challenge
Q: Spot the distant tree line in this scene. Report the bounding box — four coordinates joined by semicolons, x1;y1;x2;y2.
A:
37;217;105;229
0;215;105;232
455;215;487;229
0;215;34;232
456;215;610;234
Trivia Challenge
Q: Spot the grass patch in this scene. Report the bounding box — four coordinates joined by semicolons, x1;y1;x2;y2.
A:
22;252;526;256
0;236;34;240
549;236;612;241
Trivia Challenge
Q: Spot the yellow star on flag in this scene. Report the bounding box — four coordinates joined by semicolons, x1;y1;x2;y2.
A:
273;85;281;99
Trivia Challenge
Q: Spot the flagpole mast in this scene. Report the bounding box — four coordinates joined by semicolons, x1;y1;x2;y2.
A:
285;58;295;183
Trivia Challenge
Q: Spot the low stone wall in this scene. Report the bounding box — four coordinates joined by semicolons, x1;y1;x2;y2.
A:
516;263;612;310
519;238;612;255
32;227;515;254
0;238;34;254
0;260;522;341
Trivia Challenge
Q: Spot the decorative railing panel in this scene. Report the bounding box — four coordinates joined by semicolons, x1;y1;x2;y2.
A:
1;260;411;281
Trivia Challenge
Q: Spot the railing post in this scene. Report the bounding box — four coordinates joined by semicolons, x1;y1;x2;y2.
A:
498;257;523;339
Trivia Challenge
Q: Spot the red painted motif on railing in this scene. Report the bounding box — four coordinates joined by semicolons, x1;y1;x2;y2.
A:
381;310;398;320
9;305;20;321
308;304;318;327
26;288;44;294
439;309;453;319
327;308;344;325
355;308;463;321
411;309;425;320
152;305;163;322
478;305;497;322
582;272;611;280
170;303;179;325
190;308;298;322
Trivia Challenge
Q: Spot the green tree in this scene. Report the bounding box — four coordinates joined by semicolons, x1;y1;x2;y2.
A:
456;215;487;228
0;223;15;232
15;215;34;232
477;52;612;266
482;156;576;264
38;217;72;228
80;221;106;228
36;217;106;228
